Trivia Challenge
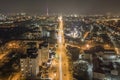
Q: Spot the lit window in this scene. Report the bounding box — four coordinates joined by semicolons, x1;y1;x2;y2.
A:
30;65;32;67
25;65;27;67
21;65;23;67
21;69;24;71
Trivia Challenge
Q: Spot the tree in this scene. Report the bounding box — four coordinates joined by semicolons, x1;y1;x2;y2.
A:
73;62;89;80
68;46;80;61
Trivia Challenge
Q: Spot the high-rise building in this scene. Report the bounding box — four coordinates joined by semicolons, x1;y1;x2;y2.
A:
20;48;39;79
38;41;49;66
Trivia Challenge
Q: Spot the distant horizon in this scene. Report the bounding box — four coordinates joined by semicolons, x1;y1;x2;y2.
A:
0;0;120;16
0;12;120;16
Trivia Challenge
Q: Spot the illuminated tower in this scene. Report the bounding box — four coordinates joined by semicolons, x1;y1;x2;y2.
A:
47;7;49;16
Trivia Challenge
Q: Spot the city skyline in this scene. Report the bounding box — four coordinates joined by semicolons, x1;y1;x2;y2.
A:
0;0;120;15
0;0;120;80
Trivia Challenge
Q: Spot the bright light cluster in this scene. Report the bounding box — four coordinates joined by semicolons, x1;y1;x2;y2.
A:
58;16;63;21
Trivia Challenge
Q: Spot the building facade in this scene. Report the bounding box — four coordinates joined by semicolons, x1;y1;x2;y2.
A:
38;42;49;66
20;48;39;79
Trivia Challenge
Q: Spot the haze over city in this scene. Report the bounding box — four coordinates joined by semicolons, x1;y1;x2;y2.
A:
0;0;120;15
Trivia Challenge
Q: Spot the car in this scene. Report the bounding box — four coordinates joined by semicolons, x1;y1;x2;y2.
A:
64;74;66;76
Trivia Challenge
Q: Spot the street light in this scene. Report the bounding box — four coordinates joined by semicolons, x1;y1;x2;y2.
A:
81;38;84;42
54;73;56;77
86;44;90;49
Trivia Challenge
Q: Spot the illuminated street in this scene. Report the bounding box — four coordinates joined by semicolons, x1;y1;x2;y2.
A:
56;16;70;80
9;72;21;80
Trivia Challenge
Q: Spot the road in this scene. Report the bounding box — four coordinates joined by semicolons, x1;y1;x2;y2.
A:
56;16;70;80
0;41;20;60
8;72;21;80
0;52;9;60
0;41;22;80
107;33;120;54
66;43;81;49
83;32;89;39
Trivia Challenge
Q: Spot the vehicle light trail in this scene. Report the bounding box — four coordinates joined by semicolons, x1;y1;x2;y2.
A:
58;16;63;80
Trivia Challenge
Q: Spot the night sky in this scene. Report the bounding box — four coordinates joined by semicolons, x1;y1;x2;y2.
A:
0;0;120;15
